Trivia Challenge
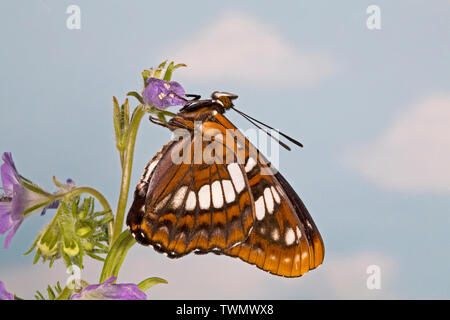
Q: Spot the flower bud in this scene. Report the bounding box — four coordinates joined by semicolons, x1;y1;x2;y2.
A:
27;196;112;268
63;240;79;257
76;225;92;238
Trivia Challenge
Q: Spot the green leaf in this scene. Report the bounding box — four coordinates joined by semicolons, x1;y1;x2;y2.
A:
99;230;136;282
137;277;168;292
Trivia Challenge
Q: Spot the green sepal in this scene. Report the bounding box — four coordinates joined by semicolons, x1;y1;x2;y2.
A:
163;62;187;81
20;179;52;197
47;285;56;300
153;60;168;79
137;277;168;292
158;60;168;69
34;282;64;300
24;237;38;255
148;105;177;118
33;249;42;264
35;291;45;300
127;91;145;105
86;251;105;262
22;199;53;216
49;255;57;268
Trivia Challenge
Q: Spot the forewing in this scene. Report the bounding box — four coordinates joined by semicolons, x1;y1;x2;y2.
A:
127;130;255;257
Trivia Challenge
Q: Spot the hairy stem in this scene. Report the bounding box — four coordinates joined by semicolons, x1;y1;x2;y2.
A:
112;105;147;244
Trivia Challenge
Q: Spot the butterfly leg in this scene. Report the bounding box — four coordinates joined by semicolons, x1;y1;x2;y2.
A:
185;94;201;101
149;116;169;128
169;91;201;104
177;93;202;110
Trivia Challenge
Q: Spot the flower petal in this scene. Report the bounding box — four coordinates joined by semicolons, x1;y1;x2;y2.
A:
12;184;49;219
4;219;21;248
142;78;187;109
0;153;54;248
168;81;185;96
0;202;13;234
102;276;117;285
0;281;14;300
1;152;20;195
71;276;146;300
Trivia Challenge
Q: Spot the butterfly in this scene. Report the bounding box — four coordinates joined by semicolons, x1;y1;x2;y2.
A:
126;92;324;277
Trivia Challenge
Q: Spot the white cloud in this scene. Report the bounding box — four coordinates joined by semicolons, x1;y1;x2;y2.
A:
348;94;450;193
115;249;397;299
0;247;397;299
166;11;336;87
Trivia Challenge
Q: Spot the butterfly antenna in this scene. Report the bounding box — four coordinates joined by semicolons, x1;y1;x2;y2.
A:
231;107;303;149
231;108;291;151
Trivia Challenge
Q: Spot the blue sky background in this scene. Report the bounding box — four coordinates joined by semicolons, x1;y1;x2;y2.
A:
0;0;449;299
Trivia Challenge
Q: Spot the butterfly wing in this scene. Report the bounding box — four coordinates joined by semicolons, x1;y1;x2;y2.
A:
213;113;325;277
127;111;324;277
127;129;255;258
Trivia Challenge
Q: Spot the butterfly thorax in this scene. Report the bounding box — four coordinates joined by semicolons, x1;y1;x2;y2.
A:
167;91;237;131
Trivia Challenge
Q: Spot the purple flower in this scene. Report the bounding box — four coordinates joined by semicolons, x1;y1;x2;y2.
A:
70;276;146;300
0;281;14;300
0;152;56;248
142;78;187;109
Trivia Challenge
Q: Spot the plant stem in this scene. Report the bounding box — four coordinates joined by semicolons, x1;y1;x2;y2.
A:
112;105;147;244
